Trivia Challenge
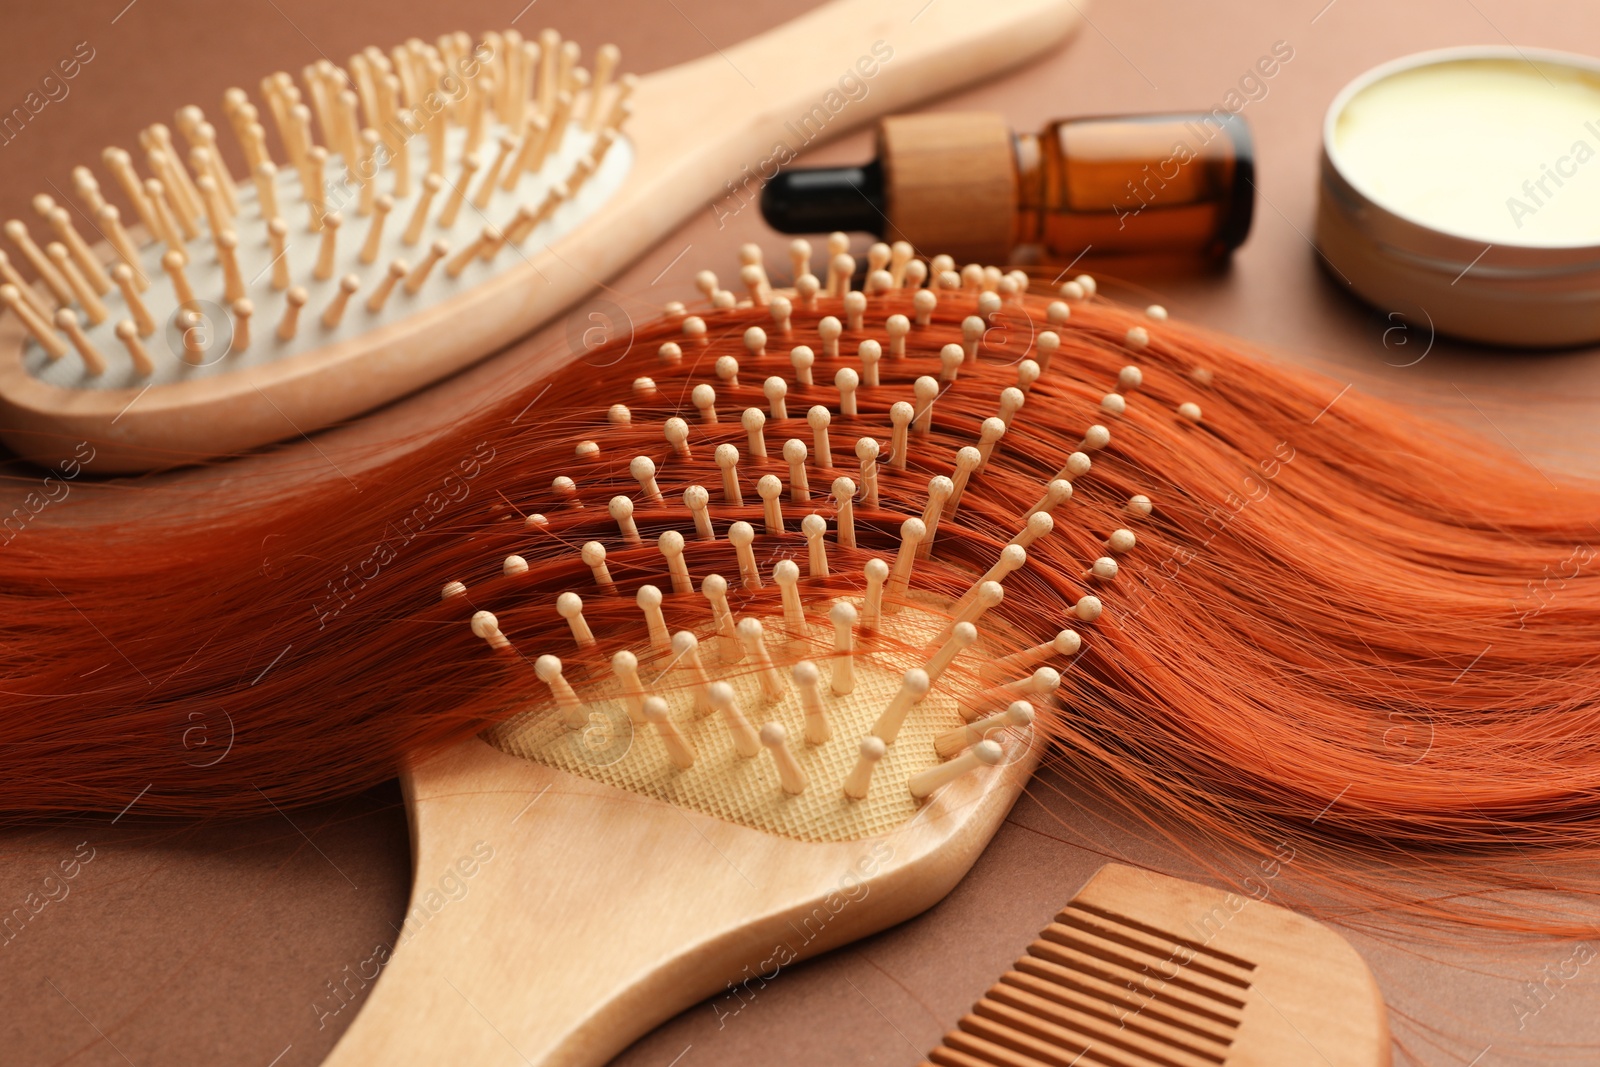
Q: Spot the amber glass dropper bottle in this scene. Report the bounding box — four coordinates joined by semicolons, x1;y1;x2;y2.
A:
760;111;1254;265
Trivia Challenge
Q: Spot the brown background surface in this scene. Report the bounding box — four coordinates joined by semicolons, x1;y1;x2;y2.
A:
3;0;1600;1064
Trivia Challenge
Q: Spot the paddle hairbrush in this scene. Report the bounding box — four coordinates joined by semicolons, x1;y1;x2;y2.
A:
922;863;1391;1067
308;246;1160;1064
0;0;1082;472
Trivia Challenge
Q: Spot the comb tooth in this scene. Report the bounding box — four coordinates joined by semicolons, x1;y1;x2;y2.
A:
883;315;909;359
918;476;954;558
888;241;913;285
684;486;713;540
807;406;832;466
985;633;1079;685
360;196;394;264
114;320;155;375
741;408;766;458
912;288;937;327
301;145;329;231
756;475;785;535
1;286;67;358
888;404;912;469
769;296;792;338
630;455;664;504
1118;365;1144;391
47;244;107;324
607;403;630;426
470;609;508;649
913;376;939;434
936;701;1033;760
824;244;850;296
1125;494;1153;518
177;310;208;364
976;417;1007;471
643;697;695;769
842;735;885;799
1053;451;1091;482
557;592;596;647
535;655;586;728
782;439;809;501
404;239;448;294
504;113;548;191
44;205;112;295
772;560;806;645
835;367;859;414
947;448;981;516
871;668;930;745
580;542;614;590
692;383;718;424
728;522;761;591
1083;556;1118;582
313;212;343;280
217;231;246;304
760;723;808;795
658;531;692;594
160;250;195;312
671;632;715;714
866;241;891;276
763;376;788;420
1177;401;1203;424
445;227;492;278
842;291;865;331
855;438;880;505
831;478;857;549
714;354;740;388
637;585;670;650
862;558;888;629
608;496;640;542
321;274;361;329
710;444;743;506
276;286;308;341
787;238;811;283
98;208;147;290
71;166;108;216
999;387;1026;428
366;260;409;313
828;601;858;695
401;174;442;245
474;133;517;210
1001;668;1061;712
885;517;927;606
192;163;231;236
794;273;819;308
707;682;761;758
613;652;648;723
5;220;73;305
696;575;740;662
266;218;292;290
817;314;841;359
791;661;831;744
664;416;692;459
924;623;978;690
801;514;829;577
910;739;1003;800
937;343;964;385
1125;325;1150;351
231;298;253;352
737;617;785;700
1017;360;1041;394
1009;512;1053;551
903;259;928;289
102;148;159;237
0;252;52;318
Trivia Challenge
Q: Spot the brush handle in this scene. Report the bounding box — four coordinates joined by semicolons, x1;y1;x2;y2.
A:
321;734;1038;1067
0;0;1082;471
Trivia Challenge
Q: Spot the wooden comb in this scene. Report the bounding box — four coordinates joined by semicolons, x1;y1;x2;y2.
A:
0;0;1082;472
922;863;1392;1067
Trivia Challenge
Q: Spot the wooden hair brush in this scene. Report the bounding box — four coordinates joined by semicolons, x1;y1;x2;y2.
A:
307;249;1144;1064
921;863;1391;1067
0;0;1082;472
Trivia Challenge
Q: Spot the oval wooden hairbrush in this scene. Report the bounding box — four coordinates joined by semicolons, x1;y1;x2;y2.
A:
315;250;1161;1064
0;0;1081;472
